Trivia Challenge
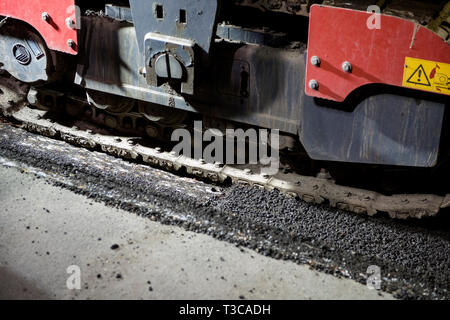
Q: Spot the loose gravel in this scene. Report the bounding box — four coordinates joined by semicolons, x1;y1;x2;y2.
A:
0;121;449;299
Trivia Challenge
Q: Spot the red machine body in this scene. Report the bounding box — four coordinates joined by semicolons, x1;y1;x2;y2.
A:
0;0;78;54
305;5;450;102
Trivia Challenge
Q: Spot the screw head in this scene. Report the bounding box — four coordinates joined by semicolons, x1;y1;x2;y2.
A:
66;17;76;29
67;39;75;48
310;56;321;67
42;12;50;22
309;79;319;90
342;61;352;73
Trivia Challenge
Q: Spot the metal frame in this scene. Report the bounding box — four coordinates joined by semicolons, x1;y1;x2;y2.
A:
305;5;450;102
0;0;78;54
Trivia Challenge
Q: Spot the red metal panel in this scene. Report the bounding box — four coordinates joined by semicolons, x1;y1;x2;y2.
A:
0;0;78;55
305;5;450;102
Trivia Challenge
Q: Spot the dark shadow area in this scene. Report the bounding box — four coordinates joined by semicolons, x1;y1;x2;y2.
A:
0;267;52;300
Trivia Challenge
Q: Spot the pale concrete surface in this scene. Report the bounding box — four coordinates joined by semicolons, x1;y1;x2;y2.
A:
0;165;393;300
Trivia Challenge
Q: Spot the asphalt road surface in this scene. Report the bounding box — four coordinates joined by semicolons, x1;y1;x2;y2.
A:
0;121;449;299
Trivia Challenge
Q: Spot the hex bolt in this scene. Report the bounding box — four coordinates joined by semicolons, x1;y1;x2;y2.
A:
67;39;75;48
309;79;319;90
342;61;352;73
66;17;76;29
42;12;50;22
138;67;147;76
27;88;39;105
310;56;321;67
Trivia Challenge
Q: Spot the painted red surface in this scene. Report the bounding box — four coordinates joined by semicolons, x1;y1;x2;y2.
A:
305;5;450;101
0;0;78;54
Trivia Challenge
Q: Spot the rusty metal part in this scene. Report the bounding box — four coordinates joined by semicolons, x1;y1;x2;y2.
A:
8;106;449;219
233;0;311;16
234;0;446;22
427;1;450;44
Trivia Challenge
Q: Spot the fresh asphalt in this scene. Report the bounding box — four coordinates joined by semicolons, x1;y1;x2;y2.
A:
0;122;448;299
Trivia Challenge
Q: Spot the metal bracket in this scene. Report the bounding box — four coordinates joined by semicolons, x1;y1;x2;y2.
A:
129;0;219;55
144;32;195;95
130;0;219;94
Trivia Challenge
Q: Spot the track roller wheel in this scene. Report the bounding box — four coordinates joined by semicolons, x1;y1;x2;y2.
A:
86;90;135;115
138;101;188;125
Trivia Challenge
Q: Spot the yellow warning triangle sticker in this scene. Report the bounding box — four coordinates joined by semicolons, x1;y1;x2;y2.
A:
402;57;450;96
406;64;431;86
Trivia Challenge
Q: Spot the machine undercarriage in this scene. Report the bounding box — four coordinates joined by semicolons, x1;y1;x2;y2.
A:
0;0;449;218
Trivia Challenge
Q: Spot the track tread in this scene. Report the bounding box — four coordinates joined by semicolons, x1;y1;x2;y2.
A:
8;106;449;220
